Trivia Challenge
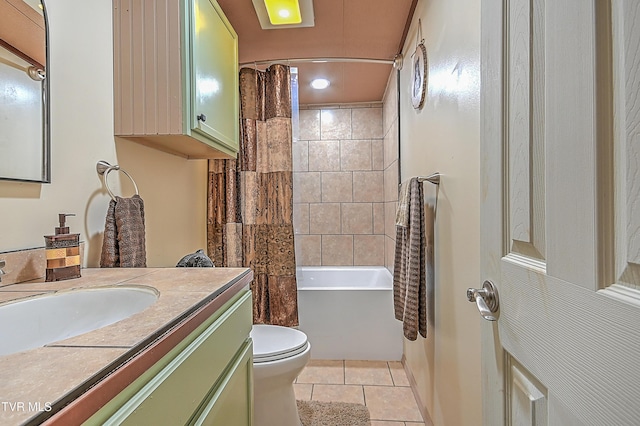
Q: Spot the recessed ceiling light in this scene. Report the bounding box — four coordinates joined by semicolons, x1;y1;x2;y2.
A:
311;78;330;90
279;9;291;18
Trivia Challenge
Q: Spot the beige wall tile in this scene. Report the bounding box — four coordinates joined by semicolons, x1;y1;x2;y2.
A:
372;139;384;170
309;203;341;234
322;172;353;202
321;109;351;140
297;359;344;384
384;162;400;203
321;235;353;266
370;422;405;426
295;235;321;266
341;139;372;171
341;203;373;234
299;109;320;140
309;140;340;171
294;172;321;203
352;107;383;139
373;203;385;234
363;386;423;422
345;360;394;386
353;171;384;202
385;235;396;272
383;71;398;135
384;119;399;169
312;384;364;405
353;235;385;266
293;203;310;234
385;201;397;239
293;140;309;172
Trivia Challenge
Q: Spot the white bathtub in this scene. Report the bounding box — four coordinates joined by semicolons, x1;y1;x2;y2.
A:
296;266;403;361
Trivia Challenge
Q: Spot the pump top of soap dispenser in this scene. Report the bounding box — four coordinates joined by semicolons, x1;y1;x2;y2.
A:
56;213;75;235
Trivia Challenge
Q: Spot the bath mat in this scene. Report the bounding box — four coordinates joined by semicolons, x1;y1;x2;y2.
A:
296;400;371;426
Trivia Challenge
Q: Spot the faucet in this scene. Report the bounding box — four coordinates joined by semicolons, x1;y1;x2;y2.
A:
0;260;5;282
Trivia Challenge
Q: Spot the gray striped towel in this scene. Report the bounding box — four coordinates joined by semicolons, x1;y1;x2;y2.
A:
393;177;427;340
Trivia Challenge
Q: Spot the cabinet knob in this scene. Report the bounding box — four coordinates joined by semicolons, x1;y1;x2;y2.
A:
197;114;207;122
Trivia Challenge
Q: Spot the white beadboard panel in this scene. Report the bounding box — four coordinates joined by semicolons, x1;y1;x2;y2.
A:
506;0;546;262
544;0;598;289
113;0;182;137
613;0;640;291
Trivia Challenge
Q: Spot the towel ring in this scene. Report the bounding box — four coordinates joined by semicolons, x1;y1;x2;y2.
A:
96;160;139;201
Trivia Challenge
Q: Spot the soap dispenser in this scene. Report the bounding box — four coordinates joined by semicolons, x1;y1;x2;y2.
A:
44;214;81;282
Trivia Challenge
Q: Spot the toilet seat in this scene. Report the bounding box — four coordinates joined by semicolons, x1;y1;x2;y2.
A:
251;324;309;363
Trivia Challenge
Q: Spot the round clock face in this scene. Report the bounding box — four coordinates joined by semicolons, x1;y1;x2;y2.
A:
411;43;428;110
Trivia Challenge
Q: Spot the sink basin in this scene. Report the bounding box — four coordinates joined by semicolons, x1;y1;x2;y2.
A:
0;286;159;356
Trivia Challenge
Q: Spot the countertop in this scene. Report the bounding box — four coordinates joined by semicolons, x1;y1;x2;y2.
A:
0;267;252;425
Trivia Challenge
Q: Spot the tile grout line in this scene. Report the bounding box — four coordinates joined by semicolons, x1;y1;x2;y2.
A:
387;361;397;387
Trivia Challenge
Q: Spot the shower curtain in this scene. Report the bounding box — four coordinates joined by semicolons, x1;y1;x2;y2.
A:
207;64;298;327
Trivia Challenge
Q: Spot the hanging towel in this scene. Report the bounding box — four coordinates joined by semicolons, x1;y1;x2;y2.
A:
396;179;411;227
100;195;147;268
393;178;427;340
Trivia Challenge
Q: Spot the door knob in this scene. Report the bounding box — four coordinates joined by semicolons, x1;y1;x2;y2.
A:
467;280;499;321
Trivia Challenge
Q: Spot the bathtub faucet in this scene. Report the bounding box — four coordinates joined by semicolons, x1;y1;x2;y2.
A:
0;260;5;282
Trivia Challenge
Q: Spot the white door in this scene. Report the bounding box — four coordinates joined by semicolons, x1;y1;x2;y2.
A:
480;0;640;424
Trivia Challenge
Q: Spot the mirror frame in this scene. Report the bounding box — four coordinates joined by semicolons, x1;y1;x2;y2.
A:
0;0;50;183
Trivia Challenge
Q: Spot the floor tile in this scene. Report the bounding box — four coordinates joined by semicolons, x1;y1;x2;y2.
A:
293;383;313;400
297;359;344;384
312;384;365;405
388;361;410;387
364;386;423;422
345;360;394;386
370;422;405;426
405;423;426;426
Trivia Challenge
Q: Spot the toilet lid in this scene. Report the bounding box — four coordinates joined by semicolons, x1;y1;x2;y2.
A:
251;324;309;363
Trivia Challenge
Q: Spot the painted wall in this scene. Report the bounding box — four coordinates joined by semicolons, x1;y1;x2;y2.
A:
0;0;207;269
390;0;483;424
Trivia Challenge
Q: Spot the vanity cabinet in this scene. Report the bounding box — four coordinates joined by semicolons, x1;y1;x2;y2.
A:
113;0;239;159
85;289;253;425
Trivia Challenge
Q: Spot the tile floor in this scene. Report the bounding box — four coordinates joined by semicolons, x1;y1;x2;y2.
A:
294;360;425;425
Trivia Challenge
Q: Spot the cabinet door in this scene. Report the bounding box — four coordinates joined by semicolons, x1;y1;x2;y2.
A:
86;290;252;425
190;0;239;154
191;340;253;426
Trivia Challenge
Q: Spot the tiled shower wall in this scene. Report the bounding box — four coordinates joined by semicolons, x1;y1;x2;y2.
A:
293;105;385;266
383;72;400;272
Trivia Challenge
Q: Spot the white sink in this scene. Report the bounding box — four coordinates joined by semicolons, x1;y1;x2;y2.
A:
0;286;159;356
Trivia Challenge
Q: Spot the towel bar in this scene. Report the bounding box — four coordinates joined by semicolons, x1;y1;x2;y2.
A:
398;172;441;188
96;160;139;201
417;173;440;185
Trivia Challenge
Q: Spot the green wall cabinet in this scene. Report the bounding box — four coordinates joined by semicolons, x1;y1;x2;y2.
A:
113;0;239;159
86;289;253;425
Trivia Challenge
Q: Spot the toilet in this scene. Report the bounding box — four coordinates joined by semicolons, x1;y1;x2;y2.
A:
251;324;311;426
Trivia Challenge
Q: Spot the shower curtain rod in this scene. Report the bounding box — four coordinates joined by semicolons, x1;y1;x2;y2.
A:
239;56;400;67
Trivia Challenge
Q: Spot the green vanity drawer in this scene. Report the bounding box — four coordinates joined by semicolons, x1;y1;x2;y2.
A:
189;340;253;426
87;290;252;425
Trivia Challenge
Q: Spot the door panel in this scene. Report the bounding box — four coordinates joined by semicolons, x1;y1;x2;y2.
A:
613;0;640;291
481;0;640;424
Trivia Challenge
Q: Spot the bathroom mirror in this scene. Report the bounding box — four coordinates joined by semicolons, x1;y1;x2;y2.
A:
0;0;50;183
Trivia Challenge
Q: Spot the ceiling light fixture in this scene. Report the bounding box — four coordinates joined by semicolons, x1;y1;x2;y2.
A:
311;78;330;90
264;0;301;25
252;0;315;29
